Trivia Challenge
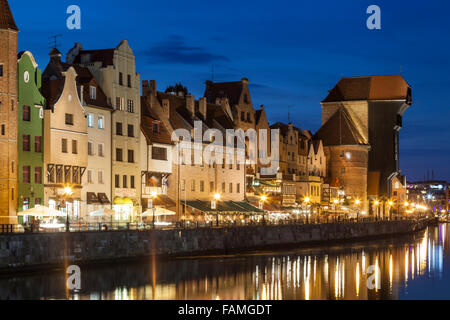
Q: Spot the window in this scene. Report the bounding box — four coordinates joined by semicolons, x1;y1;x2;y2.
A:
88;141;93;156
116;148;123;161
35;198;41;206
244;94;249;104
72;140;78;154
127;99;134;113
65;113;74;125
152;147;167;160
181;179;186;192
98;171;104;184
115;174;120;188
123;175;127;188
191;180;195;192
1;124;4;135
62;138;68;153
127;74;131;88
11;100;14;111
87;113;94;127
119;72;123;86
116;97;125;110
127;124;134;137
153;122;159;133
89;86;96;100
98;115;105;129
241;112;245;121
237;183;240;193
35;136;42;153
35;167;42;184
229;183;233;193
98;143;104;157
87;170;93;184
23;105;31;121
128;149;134;163
247;113;250;122
23;166;30;183
116;122;123;135
0;65;3;77
11;188;14;201
210;182;214;193
130;176;135;189
229;163;233;170
200;181;205;192
23;135;30;151
222;183;226;193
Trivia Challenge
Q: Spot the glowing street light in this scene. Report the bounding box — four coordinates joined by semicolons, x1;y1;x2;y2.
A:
304;197;310;204
355;199;361;205
260;195;267;202
214;193;221;201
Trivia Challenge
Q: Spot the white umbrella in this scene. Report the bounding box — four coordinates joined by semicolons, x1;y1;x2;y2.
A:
142;207;176;217
89;208;116;217
18;206;66;217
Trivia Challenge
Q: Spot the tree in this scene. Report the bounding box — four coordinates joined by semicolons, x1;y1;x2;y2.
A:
165;83;189;95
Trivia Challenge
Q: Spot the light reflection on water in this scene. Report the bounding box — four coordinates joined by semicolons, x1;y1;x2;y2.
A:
1;224;449;300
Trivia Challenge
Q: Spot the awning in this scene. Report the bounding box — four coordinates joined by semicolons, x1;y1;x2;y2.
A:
98;193;111;204
184;200;263;214
113;197;134;205
87;192;100;204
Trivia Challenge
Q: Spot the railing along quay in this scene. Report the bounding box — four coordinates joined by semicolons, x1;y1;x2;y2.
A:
0;215;435;234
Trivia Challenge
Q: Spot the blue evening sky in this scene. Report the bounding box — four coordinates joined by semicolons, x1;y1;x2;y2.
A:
10;0;450;181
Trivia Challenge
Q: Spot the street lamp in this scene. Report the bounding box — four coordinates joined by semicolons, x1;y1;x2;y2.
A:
63;186;73;232
260;195;267;225
388;200;394;221
151;191;158;228
355;199;361;222
214;193;221;227
374;200;380;221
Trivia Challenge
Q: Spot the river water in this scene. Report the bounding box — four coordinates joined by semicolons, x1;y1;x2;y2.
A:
1;223;449;300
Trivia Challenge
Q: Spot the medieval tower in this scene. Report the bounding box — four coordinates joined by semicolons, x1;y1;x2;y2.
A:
0;0;18;223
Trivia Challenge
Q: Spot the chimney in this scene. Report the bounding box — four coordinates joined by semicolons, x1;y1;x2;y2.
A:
199;97;207;119
162;99;170;116
186;95;195;116
142;80;150;96
150;80;157;96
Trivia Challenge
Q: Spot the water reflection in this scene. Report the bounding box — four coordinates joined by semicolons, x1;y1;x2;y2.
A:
1;224;450;300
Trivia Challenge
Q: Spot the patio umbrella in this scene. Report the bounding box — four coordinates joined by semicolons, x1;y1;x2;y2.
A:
18;206;66;217
142;207;176;216
89;208;116;217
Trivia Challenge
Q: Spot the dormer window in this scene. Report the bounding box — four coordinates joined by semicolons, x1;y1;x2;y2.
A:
153;122;159;133
243;94;249;104
0;65;3;77
89;86;96;100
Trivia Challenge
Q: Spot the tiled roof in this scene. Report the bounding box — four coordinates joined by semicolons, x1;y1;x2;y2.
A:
0;0;18;31
72;49;115;67
323;75;411;102
204;80;243;106
141;96;173;145
314;107;367;146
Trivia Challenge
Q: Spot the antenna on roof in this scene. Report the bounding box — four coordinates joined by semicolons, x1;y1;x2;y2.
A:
48;34;62;49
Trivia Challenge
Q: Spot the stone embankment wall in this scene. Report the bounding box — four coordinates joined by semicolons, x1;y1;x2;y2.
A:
0;218;434;272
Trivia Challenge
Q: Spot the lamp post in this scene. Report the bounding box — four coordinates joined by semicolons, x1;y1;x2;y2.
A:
304;197;310;224
333;199;338;222
260;195;267;225
374;200;380;221
151;191;158;228
63;186;73;232
355;199;361;222
214;193;221;227
388;200;394;221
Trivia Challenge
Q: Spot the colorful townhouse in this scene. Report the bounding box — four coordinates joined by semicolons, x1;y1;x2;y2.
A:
17;51;46;217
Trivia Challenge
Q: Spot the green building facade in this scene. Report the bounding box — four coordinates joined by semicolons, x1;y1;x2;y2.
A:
17;51;45;217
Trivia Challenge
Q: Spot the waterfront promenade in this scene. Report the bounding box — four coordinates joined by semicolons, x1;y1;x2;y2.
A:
0;217;436;274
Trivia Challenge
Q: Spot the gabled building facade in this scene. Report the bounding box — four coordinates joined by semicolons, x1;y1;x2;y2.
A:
0;0;19;223
67;40;142;219
42;49;88;219
17;51;46;216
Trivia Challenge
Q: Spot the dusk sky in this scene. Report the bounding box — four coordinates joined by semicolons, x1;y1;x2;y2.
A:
10;0;450;181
